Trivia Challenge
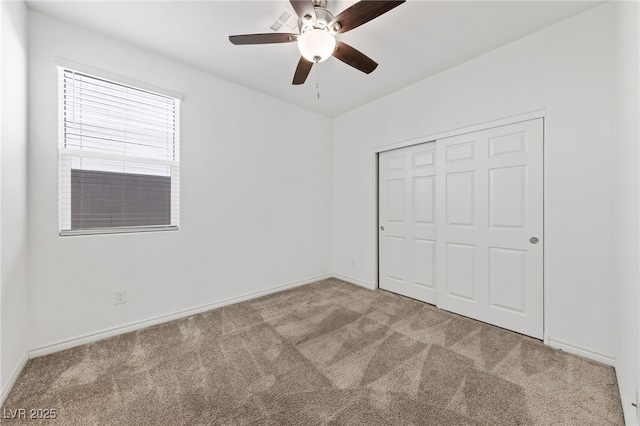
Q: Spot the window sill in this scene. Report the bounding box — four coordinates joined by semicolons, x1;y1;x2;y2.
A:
59;225;179;237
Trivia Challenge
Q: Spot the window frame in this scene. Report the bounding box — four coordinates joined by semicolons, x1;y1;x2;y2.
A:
56;59;181;236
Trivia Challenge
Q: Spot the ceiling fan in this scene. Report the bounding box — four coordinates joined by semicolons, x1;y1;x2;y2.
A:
229;0;405;85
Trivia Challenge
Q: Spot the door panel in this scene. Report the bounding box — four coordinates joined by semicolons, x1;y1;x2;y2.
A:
379;142;437;303
413;239;435;289
436;118;543;338
490;166;526;228
446;171;476;226
446;243;476;301
488;247;526;313
446;140;476;163
385;178;405;222
489;131;526;157
413;176;435;223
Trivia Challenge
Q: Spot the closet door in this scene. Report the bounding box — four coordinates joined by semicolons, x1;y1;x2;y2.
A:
379;142;437;303
378;118;543;339
435;118;543;338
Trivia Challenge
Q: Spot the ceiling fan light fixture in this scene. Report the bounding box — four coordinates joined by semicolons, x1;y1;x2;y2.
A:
229;0;406;85
297;28;336;63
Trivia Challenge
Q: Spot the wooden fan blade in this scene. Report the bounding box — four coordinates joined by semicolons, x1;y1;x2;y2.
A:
229;33;298;45
292;57;313;85
290;0;317;24
333;41;378;74
329;1;405;34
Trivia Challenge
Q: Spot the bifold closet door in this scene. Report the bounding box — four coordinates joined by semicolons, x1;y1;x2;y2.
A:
379;142;437;304
435;119;543;339
378;118;543;339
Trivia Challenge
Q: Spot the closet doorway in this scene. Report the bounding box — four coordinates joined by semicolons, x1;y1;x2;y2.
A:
378;118;543;338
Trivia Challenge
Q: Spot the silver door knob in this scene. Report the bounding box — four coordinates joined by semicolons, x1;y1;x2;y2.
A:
380;226;385;231
530;237;539;244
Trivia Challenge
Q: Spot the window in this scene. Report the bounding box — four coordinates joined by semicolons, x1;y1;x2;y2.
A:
58;67;180;235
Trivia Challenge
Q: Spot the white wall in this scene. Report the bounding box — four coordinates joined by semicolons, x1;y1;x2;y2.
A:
613;0;640;423
28;11;332;353
0;0;29;402
332;4;616;362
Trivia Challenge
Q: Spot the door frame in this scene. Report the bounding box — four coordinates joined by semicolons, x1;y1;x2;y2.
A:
373;109;547;340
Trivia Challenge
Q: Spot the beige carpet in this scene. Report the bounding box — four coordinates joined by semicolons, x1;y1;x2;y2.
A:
2;278;623;425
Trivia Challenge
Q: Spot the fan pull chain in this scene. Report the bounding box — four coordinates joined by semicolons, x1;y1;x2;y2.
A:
316;66;320;100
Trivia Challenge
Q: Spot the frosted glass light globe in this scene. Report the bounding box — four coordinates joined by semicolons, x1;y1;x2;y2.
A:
297;29;336;63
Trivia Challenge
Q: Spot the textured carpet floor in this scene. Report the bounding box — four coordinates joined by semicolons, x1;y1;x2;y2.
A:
2;278;624;425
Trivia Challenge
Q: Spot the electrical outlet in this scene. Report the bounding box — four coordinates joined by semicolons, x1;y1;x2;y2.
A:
114;289;127;305
350;257;356;267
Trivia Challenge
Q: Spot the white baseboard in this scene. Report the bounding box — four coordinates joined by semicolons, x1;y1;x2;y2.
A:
616;366;640;426
331;282;615;368
1;353;28;405
332;273;376;290
547;336;615;366
29;273;331;359
30;274;615;371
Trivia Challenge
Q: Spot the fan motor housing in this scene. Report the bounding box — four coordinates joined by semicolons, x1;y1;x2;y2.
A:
299;3;336;33
312;0;328;9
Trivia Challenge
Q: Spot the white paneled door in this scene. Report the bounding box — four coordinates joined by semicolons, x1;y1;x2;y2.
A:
379;118;543;338
379;142;438;303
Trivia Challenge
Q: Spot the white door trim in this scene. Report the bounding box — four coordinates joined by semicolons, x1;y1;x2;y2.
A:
373;109;547;155
373;109;547;338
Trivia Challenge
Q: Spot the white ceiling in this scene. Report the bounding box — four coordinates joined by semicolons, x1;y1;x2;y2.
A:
27;0;604;117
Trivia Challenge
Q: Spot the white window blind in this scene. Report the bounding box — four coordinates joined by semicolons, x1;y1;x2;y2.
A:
59;68;180;235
